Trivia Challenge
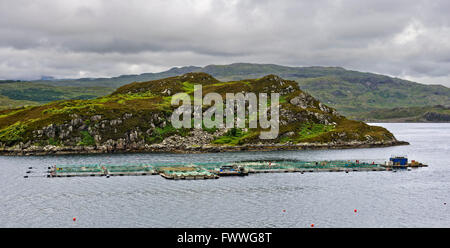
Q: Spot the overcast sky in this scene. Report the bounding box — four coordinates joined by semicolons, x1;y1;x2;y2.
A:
1;0;449;87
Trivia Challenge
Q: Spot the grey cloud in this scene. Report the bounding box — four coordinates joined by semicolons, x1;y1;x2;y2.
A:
0;0;450;86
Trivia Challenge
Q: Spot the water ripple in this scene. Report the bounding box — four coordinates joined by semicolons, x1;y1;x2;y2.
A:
0;123;449;227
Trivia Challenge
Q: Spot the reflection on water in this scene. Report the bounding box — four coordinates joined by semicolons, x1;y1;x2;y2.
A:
0;123;449;227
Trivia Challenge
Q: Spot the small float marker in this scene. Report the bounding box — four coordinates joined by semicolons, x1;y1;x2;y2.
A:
73;217;76;221
310;224;314;228
282;209;286;213
354;209;357;213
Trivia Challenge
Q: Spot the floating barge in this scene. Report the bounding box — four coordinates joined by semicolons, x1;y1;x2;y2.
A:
45;157;427;180
383;156;428;169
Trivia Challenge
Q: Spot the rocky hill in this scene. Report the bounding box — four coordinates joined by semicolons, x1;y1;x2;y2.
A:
0;73;406;155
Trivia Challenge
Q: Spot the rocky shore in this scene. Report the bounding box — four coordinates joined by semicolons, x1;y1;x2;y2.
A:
0;140;408;156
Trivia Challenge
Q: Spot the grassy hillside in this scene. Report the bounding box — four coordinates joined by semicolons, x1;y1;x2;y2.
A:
357;105;450;122
28;63;449;121
295;75;449;118
0;73;398;154
0;81;114;110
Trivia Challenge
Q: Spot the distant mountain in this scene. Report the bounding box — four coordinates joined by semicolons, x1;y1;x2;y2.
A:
9;63;450;121
34;64;353;88
40;76;55;81
34;65;203;88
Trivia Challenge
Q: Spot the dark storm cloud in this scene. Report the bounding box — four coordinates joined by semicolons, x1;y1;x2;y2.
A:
0;0;449;86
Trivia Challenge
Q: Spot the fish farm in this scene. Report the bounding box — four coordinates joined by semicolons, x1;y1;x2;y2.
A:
34;157;427;180
49;164;157;177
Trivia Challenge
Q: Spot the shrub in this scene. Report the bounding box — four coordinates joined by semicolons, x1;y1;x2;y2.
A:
78;131;95;146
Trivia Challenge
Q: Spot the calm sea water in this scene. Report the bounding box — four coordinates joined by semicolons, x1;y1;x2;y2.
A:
0;123;449;227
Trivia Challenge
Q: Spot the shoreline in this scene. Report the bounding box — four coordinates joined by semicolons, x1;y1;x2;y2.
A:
0;140;409;156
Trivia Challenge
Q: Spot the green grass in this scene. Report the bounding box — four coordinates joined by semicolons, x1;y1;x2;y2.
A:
182;81;195;93
213;128;246;145
0;82;114;110
296;123;335;141
212;128;260;145
145;124;189;144
0;121;28;146
78;131;95;146
48;137;60;146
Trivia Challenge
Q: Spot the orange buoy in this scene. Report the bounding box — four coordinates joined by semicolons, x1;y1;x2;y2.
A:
311;224;314;227
73;217;76;221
